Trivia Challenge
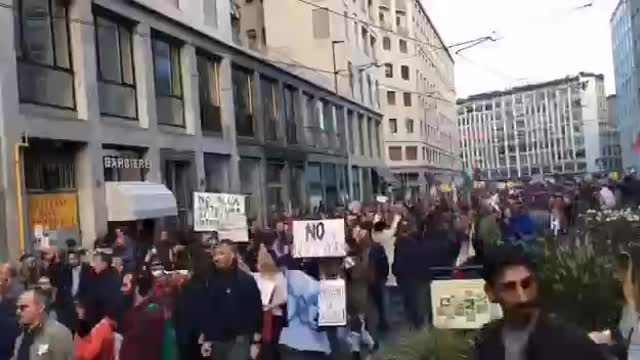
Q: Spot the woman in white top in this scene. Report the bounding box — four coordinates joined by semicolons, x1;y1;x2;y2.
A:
253;245;287;360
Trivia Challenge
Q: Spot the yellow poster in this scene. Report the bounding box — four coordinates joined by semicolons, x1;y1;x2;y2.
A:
28;192;79;230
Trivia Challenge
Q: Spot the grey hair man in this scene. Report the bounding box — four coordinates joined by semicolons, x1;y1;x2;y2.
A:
12;289;73;360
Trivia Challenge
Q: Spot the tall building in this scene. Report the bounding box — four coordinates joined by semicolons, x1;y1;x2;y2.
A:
458;73;621;180
0;0;386;260
238;0;459;199
611;0;640;170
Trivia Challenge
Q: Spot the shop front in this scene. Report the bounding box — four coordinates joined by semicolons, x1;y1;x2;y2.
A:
103;147;178;241
24;140;81;252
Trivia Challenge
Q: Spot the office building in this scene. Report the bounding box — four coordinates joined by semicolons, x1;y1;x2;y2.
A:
0;0;386;260
458;73;621;180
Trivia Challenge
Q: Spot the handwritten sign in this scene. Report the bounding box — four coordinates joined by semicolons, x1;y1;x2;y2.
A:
28;192;79;230
292;219;346;258
193;192;249;242
430;279;493;329
318;279;347;326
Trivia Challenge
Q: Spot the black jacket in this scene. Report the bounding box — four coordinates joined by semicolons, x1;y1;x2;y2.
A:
0;301;18;359
200;268;263;342
55;263;92;330
475;315;607;360
84;268;124;325
368;242;389;285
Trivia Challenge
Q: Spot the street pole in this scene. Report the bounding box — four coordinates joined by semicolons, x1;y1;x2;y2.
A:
331;40;344;94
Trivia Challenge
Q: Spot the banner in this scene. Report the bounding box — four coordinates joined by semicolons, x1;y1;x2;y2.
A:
28;192;79;230
193;192;248;242
430;279;492;329
318;279;347;326
292;219;346;258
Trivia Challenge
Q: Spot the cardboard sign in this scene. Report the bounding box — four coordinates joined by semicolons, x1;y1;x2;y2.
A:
28;192;79;230
292;219;346;258
431;279;492;329
193;192;249;242
318;279;347;326
376;195;389;203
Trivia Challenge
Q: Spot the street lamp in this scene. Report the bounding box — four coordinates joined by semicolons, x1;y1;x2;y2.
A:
331;40;344;94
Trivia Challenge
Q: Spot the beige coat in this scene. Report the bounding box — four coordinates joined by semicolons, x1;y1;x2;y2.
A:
12;317;74;360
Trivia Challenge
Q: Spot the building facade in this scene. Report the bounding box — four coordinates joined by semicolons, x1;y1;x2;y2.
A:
0;0;386;260
238;0;459;199
458;73;621;180
611;0;640;170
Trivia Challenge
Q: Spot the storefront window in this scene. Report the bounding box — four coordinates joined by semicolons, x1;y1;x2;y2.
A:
322;163;338;211
204;153;229;192
266;163;285;214
305;163;323;212
352;166;361;201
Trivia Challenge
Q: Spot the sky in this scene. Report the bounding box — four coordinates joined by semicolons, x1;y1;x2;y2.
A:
422;0;619;98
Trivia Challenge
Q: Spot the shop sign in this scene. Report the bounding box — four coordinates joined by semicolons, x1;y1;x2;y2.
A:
193;192;248;242
103;156;151;170
292;219;346;258
28;192;79;230
318;279;347;326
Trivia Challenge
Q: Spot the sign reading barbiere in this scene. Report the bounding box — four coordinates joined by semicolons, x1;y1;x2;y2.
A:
103;156;151;170
318;279;347;326
292;219;345;258
193;192;249;242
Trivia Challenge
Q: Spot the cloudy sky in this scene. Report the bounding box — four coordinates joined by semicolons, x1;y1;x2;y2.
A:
422;0;619;98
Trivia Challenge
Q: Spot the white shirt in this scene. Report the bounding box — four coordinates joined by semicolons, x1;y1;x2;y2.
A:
71;266;81;297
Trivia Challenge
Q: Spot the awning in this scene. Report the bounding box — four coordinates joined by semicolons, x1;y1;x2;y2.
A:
105;182;178;221
375;167;400;186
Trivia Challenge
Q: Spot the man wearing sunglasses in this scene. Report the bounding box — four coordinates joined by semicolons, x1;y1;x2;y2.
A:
475;246;606;360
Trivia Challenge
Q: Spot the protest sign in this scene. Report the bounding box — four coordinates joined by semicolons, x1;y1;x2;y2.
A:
292;219;346;258
318;279;347;326
430;279;493;329
193;192;249;242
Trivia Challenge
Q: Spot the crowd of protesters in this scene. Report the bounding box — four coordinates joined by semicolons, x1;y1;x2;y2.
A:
1;173;637;360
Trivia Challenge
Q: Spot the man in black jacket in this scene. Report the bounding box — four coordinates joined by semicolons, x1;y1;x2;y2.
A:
87;251;125;326
54;250;92;331
200;240;262;360
475;246;606;360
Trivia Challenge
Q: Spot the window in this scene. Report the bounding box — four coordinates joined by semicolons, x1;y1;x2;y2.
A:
406;146;417;160
95;13;136;119
348;61;354;96
197;53;222;133
387;91;396;105
232;66;254;137
247;29;258;50
406;118;414;133
384;63;393;78
401;65;409;80
383;37;391;50
348;110;355;154
403;92;412;106
358;114;365;155
389;118;398;133
344;11;350;40
375;80;380;108
261;76;279;141
358;70;364;101
152;35;184;126
266;163;285;213
399;39;408;53
389;146;402;161
284;86;298;144
16;0;74;108
312;8;330;39
367;75;373;105
204;0;218;28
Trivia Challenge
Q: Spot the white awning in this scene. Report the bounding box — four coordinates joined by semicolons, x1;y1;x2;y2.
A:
105;182;178;221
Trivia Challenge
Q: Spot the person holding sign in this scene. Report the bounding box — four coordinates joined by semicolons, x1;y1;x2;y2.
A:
252;245;287;360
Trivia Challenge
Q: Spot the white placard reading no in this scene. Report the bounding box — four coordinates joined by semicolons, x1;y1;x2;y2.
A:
292;219;346;258
318;279;347;326
193;192;249;242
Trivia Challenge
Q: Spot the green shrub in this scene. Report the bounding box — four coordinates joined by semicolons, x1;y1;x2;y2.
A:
377;328;473;360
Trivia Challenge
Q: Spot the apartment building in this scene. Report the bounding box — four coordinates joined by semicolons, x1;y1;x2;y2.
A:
239;0;460;198
375;0;459;198
611;0;640;170
458;73;621;180
0;0;386;260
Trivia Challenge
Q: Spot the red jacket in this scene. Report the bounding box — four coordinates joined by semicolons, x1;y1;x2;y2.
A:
74;318;116;360
119;300;165;360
